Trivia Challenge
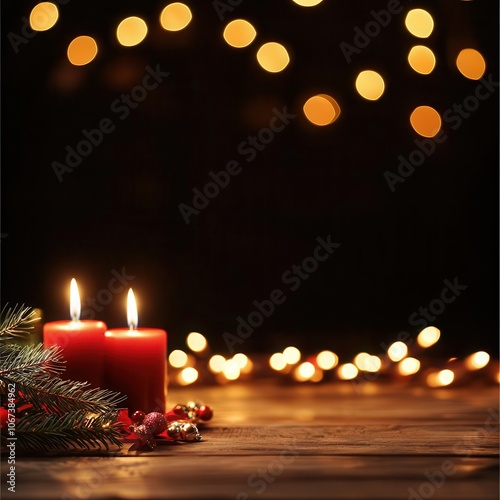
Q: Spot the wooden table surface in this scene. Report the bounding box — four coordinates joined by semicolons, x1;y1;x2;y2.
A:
3;381;499;500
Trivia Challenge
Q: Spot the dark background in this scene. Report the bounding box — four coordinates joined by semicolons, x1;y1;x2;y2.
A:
1;0;498;358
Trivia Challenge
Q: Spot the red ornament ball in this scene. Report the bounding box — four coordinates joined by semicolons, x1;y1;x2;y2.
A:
131;410;145;424
198;405;213;421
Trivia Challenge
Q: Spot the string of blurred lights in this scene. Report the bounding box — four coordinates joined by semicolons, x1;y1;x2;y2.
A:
167;326;498;389
26;2;487;135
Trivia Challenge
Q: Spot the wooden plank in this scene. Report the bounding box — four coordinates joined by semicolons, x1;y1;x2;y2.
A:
8;456;499;499
2;383;498;500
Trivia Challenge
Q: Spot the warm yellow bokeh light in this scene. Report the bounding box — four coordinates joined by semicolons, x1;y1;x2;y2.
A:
398;357;421;376
169;349;188;368
355;70;385;101
30;2;59;31
354;352;370;370
465;351;490;370
178;367;198;385
456;48;486;80
283;346;301;365
316;350;338;370
303;94;341;126
427;369;454;388
387;341;408;362
67;36;98;66
232;353;249;369
208;354;226;373
365;356;382;373
338;363;358;380
223;359;241;380
408;46;436;75
160;3;192;32
186;332;207;352
116;17;148;47
410;106;441;138
294;361;316;382
257;42;290;73
269;352;287;371
405;9;434;38
417;326;441;347
292;0;323;6
223;19;256;48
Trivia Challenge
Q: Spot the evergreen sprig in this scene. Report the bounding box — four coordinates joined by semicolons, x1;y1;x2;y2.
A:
0;304;40;341
0;343;125;415
13;410;122;452
0;304;127;453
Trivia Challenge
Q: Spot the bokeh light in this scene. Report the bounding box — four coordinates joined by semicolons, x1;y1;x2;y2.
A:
338;363;358;380
292;0;323;6
387;341;408;362
30;2;59;31
208;354;226;373
417;326;441;347
427;369;454;387
116;17;148;47
465;351;490;370
269;352;287;371
408;45;436;75
316;350;338;370
223;359;241;380
294;361;316;382
354;352;370;371
303;94;341;126
355;70;385;100
283;346;301;365
223;19;256;48
160;3;192;31
456;48;486;80
410;105;441;138
405;9;434;38
233;353;249;369
178;367;198;385
257;42;290;73
398;357;421;376
186;332;207;352
366;356;382;373
169;349;188;368
67;36;98;66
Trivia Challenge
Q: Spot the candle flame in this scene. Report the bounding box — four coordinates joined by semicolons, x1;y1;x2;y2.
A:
127;288;138;330
70;278;81;321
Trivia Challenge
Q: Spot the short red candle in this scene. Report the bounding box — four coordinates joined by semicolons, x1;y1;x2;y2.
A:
43;279;106;388
104;289;167;414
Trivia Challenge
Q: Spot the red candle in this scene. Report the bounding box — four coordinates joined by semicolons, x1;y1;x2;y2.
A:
43;279;107;388
104;289;167;414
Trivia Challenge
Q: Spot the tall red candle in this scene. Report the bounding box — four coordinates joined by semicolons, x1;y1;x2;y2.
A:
43;279;106;388
104;289;167;414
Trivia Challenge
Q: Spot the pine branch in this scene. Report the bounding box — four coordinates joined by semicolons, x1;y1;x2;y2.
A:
11;410;123;452
0;343;65;379
0;343;125;414
0;304;40;341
